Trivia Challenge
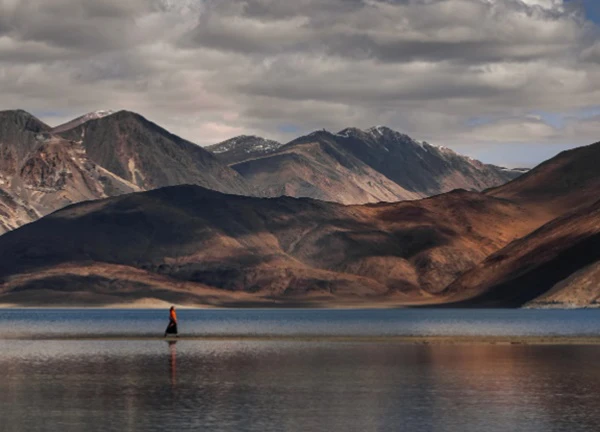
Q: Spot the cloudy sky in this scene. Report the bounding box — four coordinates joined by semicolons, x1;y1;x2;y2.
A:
1;0;600;167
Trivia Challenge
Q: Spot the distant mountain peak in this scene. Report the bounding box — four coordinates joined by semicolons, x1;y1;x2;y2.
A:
337;125;416;143
208;135;282;152
0;109;50;132
206;135;283;165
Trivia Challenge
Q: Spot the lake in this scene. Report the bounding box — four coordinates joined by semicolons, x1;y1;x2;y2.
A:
1;309;599;431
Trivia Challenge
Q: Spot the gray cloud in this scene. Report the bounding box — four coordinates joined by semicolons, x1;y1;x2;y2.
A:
0;0;599;166
3;0;154;52
181;0;584;62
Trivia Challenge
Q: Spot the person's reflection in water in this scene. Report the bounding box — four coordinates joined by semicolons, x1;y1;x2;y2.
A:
168;341;177;390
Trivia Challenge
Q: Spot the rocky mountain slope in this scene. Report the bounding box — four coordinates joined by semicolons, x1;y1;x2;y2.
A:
0;109;259;233
58;110;253;195
206;135;284;165
0;189;38;234
0;110;140;233
228;127;524;204
0;110;54;183
232;131;422;204
0;110;49;231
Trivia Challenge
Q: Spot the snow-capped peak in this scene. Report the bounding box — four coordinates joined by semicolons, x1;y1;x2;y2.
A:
84;110;115;121
207;135;283;155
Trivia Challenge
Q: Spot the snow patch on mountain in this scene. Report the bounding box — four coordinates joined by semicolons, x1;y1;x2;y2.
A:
209;135;283;154
71;110;116;124
52;110;116;133
206;135;284;165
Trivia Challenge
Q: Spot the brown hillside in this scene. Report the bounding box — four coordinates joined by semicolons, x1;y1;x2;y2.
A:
487;141;600;217
0;186;538;306
441;199;600;307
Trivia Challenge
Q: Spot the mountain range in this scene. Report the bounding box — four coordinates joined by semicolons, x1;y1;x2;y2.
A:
0;109;524;234
0;139;597;307
0;108;597;308
210;126;525;204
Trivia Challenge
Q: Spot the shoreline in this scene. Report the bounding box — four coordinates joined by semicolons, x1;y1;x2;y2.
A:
1;297;598;310
4;334;600;345
1;305;598;310
1;302;598;310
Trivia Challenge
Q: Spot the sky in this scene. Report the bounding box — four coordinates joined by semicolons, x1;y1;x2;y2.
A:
1;0;600;168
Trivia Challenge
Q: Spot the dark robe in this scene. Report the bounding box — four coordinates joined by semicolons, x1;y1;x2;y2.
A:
165;320;178;335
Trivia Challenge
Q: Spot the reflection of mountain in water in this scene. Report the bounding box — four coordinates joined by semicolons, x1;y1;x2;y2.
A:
2;341;600;431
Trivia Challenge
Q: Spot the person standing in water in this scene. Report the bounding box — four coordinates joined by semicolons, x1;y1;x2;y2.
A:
164;306;178;337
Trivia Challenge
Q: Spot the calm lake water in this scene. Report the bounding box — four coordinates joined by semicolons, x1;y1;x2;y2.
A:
1;308;600;338
1;309;600;432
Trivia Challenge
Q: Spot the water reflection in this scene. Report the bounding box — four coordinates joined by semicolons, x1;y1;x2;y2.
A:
0;341;599;432
168;341;176;390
